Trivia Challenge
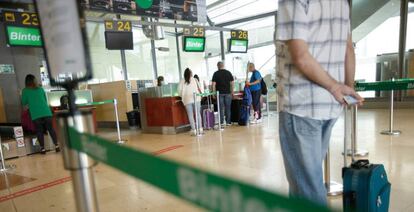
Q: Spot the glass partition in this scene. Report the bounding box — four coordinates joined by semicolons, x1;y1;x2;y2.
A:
154;29;180;83
46;90;93;107
126;27;155;81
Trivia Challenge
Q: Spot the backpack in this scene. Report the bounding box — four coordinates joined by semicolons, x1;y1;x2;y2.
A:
260;79;268;95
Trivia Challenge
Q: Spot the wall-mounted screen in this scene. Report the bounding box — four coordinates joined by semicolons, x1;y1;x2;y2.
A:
183;36;205;52
229;39;248;53
104;31;134;50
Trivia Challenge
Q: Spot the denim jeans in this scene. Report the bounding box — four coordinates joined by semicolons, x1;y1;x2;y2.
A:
219;94;232;124
185;102;202;131
279;112;337;205
251;90;262;119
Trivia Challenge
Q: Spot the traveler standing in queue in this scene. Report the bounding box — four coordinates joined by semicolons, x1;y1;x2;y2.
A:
246;63;262;124
21;74;60;154
212;61;234;126
178;68;204;136
276;0;363;204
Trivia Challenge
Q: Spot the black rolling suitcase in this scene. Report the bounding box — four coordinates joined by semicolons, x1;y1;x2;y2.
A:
342;106;391;212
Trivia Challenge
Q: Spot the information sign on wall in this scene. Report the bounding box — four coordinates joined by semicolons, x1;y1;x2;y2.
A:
0;64;15;74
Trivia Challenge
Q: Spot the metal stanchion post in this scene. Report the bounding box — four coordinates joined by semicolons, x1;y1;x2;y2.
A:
193;93;201;137
113;99;125;144
346;106;369;157
216;91;223;131
381;84;401;135
0;136;7;172
344;107;349;167
57;110;99;212
266;95;270;117
324;147;343;196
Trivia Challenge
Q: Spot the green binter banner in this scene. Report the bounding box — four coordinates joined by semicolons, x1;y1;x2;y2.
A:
5;25;42;47
67;127;332;212
355;78;414;92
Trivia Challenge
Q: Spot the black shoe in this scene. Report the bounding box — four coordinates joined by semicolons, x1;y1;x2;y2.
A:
40;149;46;154
55;146;60;153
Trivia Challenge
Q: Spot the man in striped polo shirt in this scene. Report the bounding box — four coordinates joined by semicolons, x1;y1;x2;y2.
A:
276;0;363;204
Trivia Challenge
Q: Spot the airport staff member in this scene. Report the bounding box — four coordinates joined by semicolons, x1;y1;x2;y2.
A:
212;61;234;126
276;0;363;204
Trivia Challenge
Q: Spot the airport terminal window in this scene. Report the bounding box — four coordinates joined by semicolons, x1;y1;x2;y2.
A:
354;9;414;98
126;28;155;81
178;37;208;83
154;29;180;83
86;22;124;83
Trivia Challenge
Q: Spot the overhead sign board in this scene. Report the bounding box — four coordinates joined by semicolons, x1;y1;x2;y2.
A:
2;11;43;47
104;20;132;32
183;27;205;37
231;30;248;40
35;0;92;85
3;11;39;27
81;0;207;23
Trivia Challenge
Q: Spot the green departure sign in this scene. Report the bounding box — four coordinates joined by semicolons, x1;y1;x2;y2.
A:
183;36;205;52
135;0;153;9
6;26;42;47
229;39;248;53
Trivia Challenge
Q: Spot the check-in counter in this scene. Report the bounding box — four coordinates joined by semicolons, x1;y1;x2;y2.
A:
88;81;136;126
138;84;190;134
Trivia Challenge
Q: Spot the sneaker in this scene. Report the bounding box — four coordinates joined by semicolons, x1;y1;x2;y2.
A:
256;119;262;123
226;123;232;127
190;130;197;136
55;146;60;153
199;128;204;134
40;149;46;154
250;119;257;124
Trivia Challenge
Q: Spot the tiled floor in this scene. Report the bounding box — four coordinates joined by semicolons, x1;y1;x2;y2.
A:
0;108;413;212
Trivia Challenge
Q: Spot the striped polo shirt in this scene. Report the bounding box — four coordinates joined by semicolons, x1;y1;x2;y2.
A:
276;0;350;120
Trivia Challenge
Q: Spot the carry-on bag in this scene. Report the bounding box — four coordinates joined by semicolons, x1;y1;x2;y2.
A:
238;86;252;126
342;106;391;212
202;95;215;130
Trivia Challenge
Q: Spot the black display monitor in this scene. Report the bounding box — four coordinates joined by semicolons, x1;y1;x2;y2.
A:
104;31;133;50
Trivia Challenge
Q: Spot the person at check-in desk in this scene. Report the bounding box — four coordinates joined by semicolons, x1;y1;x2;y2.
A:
178;68;204;136
276;0;364;205
157;76;165;87
21;74;60;154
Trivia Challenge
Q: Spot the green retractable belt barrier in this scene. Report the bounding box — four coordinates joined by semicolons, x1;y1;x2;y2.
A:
196;91;218;97
355;78;414;92
77;99;115;107
67;127;332;212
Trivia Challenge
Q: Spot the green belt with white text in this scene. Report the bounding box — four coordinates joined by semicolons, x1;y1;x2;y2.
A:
355;78;414;91
67;127;332;212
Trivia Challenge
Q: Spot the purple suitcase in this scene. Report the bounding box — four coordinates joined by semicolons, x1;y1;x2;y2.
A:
201;95;215;130
202;108;215;130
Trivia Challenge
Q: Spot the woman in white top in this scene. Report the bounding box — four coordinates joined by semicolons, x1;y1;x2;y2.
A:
178;68;203;135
